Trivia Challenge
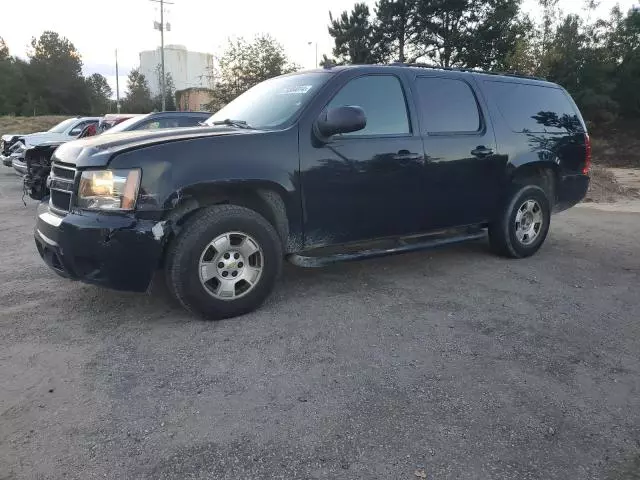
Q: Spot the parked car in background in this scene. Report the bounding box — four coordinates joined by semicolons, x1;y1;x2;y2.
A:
1;134;27;165
18;117;100;147
33;65;591;320
97;114;142;133
23;111;212;200
100;111;210;135
3;141;28;171
22;141;65;199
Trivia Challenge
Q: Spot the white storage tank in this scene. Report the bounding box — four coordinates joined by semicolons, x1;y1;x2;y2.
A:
139;45;214;97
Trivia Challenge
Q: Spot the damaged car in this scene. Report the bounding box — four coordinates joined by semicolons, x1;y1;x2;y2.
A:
1;134;27;166
4;141;28;173
22;111;211;201
34;65;591;320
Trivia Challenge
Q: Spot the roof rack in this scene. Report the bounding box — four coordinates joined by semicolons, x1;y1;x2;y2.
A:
389;62;546;81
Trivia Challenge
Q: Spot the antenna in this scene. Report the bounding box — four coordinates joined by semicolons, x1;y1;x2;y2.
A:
115;49;120;113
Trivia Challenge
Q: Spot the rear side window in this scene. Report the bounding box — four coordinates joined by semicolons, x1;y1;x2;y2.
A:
327;75;410;136
415;77;481;134
483;81;583;133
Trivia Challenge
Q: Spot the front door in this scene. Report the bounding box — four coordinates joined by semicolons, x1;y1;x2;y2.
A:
413;75;503;229
300;74;425;247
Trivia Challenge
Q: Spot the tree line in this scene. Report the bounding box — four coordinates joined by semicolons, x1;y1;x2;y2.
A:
0;31;178;116
2;4;638;124
0;31;295;116
323;0;640;125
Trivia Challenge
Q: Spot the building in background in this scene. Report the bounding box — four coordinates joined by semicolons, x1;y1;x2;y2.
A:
139;45;214;98
176;87;214;112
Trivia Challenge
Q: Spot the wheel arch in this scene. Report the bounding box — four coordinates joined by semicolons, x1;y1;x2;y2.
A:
510;161;559;207
159;180;294;265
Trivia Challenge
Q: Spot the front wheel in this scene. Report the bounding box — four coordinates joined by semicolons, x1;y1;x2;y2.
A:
489;184;551;258
165;204;283;320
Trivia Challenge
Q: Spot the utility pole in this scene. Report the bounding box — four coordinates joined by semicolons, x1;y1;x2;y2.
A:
151;0;173;111
115;49;121;113
308;41;318;68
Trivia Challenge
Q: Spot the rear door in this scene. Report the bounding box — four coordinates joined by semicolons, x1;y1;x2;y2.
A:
414;75;503;228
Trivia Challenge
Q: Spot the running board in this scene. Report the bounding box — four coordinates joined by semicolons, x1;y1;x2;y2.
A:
287;230;487;267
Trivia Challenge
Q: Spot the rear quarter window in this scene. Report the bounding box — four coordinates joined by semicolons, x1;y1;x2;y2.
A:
483;81;584;134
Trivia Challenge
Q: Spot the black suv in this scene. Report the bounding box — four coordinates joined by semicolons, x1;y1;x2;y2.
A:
34;65;590;319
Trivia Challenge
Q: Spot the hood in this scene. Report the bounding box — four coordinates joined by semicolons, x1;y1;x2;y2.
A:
21;132;61;145
2;133;28;141
53;125;262;167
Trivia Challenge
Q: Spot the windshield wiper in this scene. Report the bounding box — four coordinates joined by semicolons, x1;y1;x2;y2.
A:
210;119;254;129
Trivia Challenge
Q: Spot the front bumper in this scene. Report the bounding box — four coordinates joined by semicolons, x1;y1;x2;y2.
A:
34;203;166;292
12;157;27;175
555;173;590;212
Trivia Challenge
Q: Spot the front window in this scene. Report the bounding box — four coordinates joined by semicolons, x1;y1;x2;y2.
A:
48;118;78;133
205;72;331;129
325;74;410;136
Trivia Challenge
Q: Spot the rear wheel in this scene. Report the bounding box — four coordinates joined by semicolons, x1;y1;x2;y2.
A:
489;184;551;258
165;204;282;320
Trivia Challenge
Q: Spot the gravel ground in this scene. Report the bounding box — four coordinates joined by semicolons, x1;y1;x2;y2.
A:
1;170;639;480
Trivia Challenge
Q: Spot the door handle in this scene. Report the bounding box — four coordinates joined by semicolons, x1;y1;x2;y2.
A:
471;146;494;157
393;150;422;161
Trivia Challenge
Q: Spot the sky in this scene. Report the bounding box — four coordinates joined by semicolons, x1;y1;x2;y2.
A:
1;0;638;97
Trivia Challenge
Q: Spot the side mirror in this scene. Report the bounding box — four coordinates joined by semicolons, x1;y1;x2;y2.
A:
314;106;366;141
69;127;82;136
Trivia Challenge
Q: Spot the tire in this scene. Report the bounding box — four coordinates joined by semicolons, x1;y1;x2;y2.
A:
488;184;551;258
165;204;283;320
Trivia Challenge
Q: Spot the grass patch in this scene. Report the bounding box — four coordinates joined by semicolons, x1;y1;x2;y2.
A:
0;116;72;138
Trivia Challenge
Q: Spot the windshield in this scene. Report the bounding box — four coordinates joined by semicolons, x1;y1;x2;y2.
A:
205;72;331;129
101;114;149;135
48;118;78;133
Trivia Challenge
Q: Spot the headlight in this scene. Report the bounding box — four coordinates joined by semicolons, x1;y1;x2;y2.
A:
77;169;141;211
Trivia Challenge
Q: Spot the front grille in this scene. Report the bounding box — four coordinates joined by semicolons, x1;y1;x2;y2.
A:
49;161;77;213
51;162;76;180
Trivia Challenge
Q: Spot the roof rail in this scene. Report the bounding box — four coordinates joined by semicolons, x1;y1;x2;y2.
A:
389;62;546;81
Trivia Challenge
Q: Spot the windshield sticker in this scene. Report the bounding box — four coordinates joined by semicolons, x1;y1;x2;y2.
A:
279;85;313;95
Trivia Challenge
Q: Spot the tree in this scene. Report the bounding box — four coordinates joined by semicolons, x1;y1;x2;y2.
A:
27;31;90;114
0;37;8;60
468;0;532;70
319;54;335;67
122;68;153;113
153;68;177;111
85;73;112;115
208;35;296;111
608;8;640;117
328;3;386;64
412;0;527;68
327;0;527;68
375;0;421;62
0;38;21;114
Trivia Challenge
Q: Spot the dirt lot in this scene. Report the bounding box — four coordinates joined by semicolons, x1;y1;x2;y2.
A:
1;170;639;480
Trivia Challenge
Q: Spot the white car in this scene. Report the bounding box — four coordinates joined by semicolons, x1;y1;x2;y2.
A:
19;117;100;147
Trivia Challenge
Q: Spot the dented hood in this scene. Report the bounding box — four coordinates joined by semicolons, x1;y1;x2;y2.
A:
52;126;260;168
